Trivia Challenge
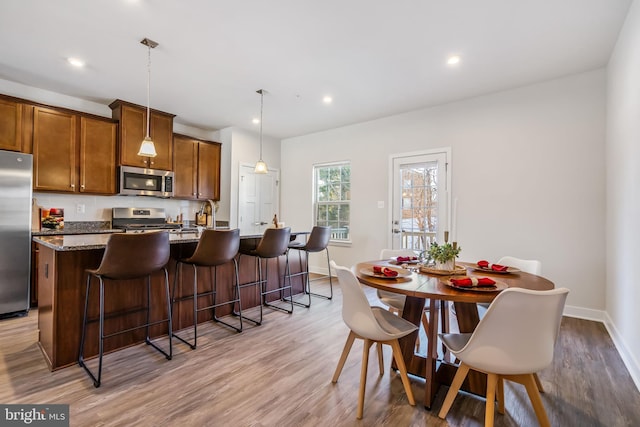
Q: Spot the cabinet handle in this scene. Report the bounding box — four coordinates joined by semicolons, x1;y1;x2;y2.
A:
198;192;202;196
70;184;75;189
81;184;85;189
45;263;49;279
192;192;197;196
150;161;155;165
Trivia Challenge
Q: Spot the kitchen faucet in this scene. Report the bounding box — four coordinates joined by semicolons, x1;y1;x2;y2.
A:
206;199;216;229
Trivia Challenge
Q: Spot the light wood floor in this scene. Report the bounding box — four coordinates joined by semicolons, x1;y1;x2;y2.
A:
1;279;639;426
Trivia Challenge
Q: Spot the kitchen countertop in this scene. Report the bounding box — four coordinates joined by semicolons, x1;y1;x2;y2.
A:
33;231;202;251
33;229;309;251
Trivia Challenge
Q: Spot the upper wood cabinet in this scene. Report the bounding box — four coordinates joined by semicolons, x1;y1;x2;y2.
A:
32;107;117;194
79;117;117;194
173;134;221;200
109;99;175;171
0;96;25;152
33;107;77;192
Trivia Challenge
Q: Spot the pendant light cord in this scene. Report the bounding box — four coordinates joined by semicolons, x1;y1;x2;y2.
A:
146;44;151;139
259;90;264;160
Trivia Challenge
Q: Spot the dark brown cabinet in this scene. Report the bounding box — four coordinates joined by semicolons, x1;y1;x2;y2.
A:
110;99;175;171
79;117;118;194
33;107;77;192
32;107;117;194
0;96;26;152
173;134;221;200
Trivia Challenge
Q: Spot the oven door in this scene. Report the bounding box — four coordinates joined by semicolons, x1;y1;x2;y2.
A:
119;166;174;197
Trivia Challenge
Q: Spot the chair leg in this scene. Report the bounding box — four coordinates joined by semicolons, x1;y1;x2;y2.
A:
533;372;545;393
332;331;356;383
520;373;551;427
438;362;470;419
485;373;499;427
307;247;333;299
390;339;415;406
212;259;243;333
376;342;384;375
357;339;373;419
496;376;505;415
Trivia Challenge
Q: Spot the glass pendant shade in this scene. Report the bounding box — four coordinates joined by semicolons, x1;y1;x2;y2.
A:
254;159;268;174
138;136;157;157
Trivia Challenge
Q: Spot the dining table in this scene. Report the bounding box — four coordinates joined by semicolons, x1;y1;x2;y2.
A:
354;260;555;409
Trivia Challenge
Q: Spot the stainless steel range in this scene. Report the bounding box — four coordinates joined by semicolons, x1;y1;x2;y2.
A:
112;207;180;232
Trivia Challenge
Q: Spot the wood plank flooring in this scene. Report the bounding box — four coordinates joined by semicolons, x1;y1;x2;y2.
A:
1;279;639;426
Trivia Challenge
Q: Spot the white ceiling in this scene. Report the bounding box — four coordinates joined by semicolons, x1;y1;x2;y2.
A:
0;0;632;139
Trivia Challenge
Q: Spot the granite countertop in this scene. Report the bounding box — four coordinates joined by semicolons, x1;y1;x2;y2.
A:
33;229;310;251
33;231;202;251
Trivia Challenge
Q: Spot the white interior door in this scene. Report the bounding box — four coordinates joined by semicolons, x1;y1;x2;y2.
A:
391;151;449;251
238;164;279;235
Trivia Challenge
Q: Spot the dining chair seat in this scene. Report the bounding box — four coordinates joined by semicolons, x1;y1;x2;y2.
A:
286;226;333;307
237;227;293;325
438;287;569;427
78;231;172;387
172;229;241;349
377;249;434;353
330;261;418;420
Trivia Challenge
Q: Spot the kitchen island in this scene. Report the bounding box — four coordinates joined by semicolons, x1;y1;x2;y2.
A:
33;231;308;370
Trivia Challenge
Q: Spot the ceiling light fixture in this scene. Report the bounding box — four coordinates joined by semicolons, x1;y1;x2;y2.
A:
323;95;333;104
67;57;85;68
254;89;268;174
138;37;159;158
447;55;461;66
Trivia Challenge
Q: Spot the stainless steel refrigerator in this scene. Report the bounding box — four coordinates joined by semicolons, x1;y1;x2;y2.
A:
0;150;32;318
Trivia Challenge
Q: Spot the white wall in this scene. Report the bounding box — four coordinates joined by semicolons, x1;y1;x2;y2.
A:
606;0;640;389
225;127;281;229
281;69;606;314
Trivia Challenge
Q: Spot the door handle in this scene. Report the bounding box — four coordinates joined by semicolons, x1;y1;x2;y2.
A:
254;222;268;226
392;229;402;234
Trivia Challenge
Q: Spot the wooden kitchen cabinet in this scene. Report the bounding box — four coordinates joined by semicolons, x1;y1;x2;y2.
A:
0;96;25;152
79;116;117;194
173;134;221;200
109;99;175;171
32;106;117;194
32;107;77;192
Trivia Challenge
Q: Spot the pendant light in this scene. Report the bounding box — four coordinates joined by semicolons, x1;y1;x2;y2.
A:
138;38;159;158
254;89;268;174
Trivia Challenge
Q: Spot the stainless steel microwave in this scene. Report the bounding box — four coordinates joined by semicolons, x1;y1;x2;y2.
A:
118;166;174;198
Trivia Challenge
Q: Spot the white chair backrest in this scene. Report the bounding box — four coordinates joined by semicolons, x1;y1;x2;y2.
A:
454;287;569;375
497;256;542;276
330;261;402;341
379;248;417;259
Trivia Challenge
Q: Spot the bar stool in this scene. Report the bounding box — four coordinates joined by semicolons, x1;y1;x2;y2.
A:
172;229;241;349
78;231;172;388
286;226;333;307
237;227;293;325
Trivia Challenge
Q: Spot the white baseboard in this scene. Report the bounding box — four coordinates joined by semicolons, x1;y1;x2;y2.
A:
562;304;607;322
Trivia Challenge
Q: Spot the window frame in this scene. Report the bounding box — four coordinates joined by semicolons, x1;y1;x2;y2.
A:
313;161;351;243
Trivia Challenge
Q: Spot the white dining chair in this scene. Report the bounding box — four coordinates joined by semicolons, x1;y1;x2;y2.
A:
438;287;569;427
377;249;433;352
330;261;418;419
478;255;545;391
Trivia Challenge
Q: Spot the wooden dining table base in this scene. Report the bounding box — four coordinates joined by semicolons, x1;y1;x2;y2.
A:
398;296;490;408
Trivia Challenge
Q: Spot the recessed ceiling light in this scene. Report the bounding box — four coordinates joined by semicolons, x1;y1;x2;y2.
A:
252;118;260;124
67;57;85;68
447;55;461;66
323;95;333;104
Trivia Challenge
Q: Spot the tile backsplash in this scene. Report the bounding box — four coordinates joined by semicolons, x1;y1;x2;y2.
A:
33;193;202;225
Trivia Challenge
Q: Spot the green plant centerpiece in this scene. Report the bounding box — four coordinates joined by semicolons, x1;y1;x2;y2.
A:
425;241;461;271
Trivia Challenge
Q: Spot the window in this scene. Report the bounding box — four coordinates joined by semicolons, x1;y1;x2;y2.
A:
314;162;350;241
